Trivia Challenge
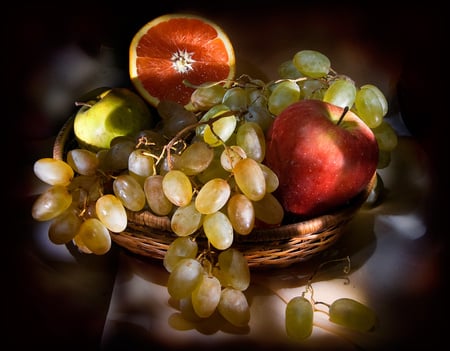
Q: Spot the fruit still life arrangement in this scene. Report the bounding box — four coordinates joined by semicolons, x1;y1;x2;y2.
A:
30;13;398;341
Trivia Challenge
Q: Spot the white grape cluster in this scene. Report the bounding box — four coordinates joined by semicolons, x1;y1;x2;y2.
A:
31;49;391;331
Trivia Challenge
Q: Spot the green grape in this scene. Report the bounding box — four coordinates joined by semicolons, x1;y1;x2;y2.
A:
268;80;300;116
328;298;376;332
33;158;74;186
143;175;173;216
244;104;274;133
95;194;128;233
233;158;266;201
299;79;327;100
377;150;391;169
128;148;155;185
354;84;388;128
48;209;82;244
66;148;99;176
259;163;279;193
236;121;266;162
278;59;303;79
222;86;248;111
203;109;237;146
188;83;226;111
217;288;250;327
113;174;146;211
77;217;111;255
323;78;356;109
178;141;214;176
371;120;398;152
227;193;255;235
163;236;198;273
217;248;250;291
32;185;72;221
285;296;314;341
252;192;284;225
196;104;230;137
171;201;203;236
167;258;203;300
220;145;247;172
195;178;231;214
203;211;234;250
162;170;193;207
191;274;222;318
293;50;331;79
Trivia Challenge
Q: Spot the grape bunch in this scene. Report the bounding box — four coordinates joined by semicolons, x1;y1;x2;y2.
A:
285;258;377;341
30;48;391;331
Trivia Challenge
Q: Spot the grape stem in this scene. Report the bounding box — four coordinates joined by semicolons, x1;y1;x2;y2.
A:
162;110;236;169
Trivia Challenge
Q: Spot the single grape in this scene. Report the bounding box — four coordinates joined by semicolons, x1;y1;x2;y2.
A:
259;163;279;193
236;121;266;163
243;104;274;133
188;83;226;111
233;158;266;201
167;258;203;300
203;211;234;250
171;201;203;236
158;100;198;137
66;148;99;176
328;298;376;332
293;50;330;79
143;175;173;216
371;120;398;152
278;60;303;79
354;84;388;128
323;78;356;109
252;193;284;225
162;170;193;207
285;296;314;341
178;141;214;176
33;158;74;186
128;148;155;185
217;288;250;327
217;248;250;291
31;185;72;221
202;107;237;147
195;178;231;214
95;194;128;233
101;139;136;171
48;209;82;244
222;86;248;111
227;193;255;235
163;236;199;273
113;174;146;211
77;217;111;255
191;274;222;318
268;80;300;116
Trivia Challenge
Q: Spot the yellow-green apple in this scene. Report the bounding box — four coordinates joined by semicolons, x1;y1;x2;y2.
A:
73;87;154;151
264;99;378;218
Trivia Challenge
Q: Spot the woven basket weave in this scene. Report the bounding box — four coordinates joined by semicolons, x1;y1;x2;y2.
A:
53;116;375;268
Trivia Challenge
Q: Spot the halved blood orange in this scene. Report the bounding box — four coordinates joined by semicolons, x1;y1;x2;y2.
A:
129;13;236;107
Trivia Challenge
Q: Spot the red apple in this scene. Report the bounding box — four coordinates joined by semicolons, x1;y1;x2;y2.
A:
264;99;378;218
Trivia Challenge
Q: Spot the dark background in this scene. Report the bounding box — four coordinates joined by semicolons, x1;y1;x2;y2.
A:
6;1;448;349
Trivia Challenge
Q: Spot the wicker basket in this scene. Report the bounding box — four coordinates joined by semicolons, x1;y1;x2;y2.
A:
53;116;375;269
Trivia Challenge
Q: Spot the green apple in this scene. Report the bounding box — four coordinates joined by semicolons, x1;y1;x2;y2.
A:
73;87;154;151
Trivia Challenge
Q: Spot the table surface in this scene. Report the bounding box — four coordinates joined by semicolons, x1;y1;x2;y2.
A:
9;4;447;350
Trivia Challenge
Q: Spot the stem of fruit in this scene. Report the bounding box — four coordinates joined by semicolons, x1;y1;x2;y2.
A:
336;106;349;126
163;110;236;169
